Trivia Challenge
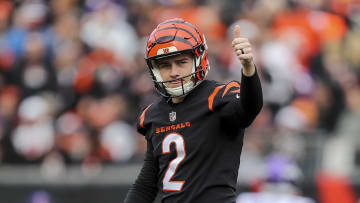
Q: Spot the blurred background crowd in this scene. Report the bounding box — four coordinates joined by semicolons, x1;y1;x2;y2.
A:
0;0;359;202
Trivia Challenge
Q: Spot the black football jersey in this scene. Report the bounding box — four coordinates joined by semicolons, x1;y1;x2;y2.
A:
132;73;262;203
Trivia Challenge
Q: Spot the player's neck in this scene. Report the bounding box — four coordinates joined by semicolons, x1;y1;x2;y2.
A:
172;96;185;103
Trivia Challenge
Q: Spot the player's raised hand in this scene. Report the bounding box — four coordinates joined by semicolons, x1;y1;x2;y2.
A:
232;25;255;76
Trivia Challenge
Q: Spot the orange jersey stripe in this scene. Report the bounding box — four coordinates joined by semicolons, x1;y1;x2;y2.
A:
208;85;224;111
140;104;153;128
222;82;240;98
230;89;240;94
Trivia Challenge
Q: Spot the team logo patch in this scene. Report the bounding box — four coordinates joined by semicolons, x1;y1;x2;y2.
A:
169;111;176;122
157;46;178;55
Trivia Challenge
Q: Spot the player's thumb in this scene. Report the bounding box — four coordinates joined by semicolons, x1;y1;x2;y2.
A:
234;25;241;38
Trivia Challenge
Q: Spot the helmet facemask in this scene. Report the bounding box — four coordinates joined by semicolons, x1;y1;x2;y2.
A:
149;51;204;98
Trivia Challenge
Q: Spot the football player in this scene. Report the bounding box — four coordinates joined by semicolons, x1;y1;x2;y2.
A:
124;18;263;203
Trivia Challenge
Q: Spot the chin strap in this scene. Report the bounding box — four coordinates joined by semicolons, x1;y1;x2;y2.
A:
165;80;195;97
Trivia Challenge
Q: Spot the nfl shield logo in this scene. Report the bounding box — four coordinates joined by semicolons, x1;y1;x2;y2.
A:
169;111;176;122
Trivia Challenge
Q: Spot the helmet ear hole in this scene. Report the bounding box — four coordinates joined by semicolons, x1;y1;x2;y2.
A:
199;45;205;54
196;45;205;56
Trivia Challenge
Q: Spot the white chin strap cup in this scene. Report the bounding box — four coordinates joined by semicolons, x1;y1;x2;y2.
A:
165;80;195;97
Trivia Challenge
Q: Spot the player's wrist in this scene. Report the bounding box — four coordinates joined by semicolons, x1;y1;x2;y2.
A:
242;62;256;77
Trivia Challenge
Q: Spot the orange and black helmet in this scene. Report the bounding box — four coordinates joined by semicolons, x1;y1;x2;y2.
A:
145;18;210;98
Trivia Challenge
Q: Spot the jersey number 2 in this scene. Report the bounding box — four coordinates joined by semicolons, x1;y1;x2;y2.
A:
162;133;186;191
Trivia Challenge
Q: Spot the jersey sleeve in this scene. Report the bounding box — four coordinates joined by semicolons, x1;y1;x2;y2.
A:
136;103;153;136
123;141;159;203
209;68;263;129
236;68;263;127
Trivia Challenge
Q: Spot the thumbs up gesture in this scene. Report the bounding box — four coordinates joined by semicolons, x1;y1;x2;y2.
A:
232;25;255;76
